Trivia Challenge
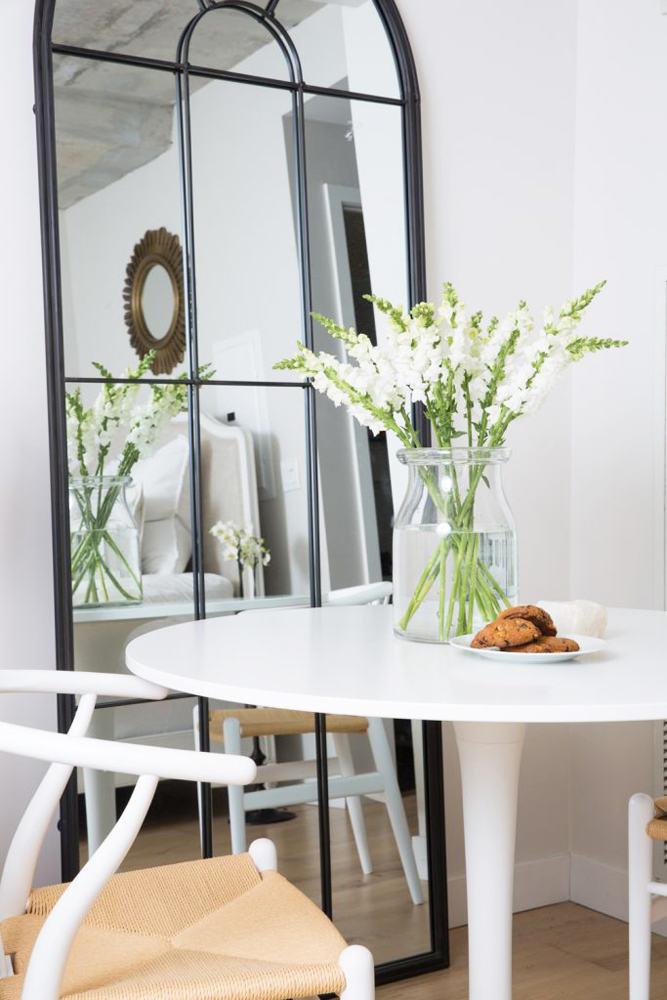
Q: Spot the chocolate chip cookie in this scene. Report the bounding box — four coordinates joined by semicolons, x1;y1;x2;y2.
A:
471;618;541;649
502;635;580;654
497;604;557;637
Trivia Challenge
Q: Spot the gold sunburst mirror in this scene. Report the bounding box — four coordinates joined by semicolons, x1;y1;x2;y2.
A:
123;227;186;375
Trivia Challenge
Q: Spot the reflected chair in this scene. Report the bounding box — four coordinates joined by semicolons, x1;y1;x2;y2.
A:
0;670;374;1000
193;582;423;906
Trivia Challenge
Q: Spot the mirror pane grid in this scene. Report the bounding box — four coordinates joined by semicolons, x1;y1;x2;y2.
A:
45;0;447;977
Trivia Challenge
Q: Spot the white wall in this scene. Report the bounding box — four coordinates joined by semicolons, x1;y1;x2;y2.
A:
0;0;60;888
568;0;667;922
400;0;578;918
401;0;667;925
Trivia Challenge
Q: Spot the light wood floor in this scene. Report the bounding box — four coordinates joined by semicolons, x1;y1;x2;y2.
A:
82;784;667;996
379;903;667;1000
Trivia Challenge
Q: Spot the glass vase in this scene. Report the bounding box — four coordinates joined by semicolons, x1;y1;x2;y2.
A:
393;448;517;643
69;475;142;607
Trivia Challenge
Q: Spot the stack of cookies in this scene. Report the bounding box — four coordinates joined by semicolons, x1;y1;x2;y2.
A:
471;605;580;653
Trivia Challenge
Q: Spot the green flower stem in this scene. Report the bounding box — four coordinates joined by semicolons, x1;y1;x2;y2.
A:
70;481;142;604
398;546;443;628
74;543;140;603
437;542;447;641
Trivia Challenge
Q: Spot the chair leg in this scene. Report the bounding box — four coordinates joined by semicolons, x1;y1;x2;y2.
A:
367;718;423;905
629;793;655;1000
338;944;375;1000
223;717;247;854
192;705;205;858
333;733;373;875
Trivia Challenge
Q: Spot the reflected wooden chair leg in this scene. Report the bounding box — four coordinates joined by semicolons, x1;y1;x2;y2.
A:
367;718;423;905
332;732;373;875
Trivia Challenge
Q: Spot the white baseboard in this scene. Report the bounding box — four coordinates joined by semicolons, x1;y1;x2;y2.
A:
570;853;667;936
570;854;628;922
446;854;570;928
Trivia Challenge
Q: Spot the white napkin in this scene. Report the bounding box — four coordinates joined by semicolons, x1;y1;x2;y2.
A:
537;599;607;638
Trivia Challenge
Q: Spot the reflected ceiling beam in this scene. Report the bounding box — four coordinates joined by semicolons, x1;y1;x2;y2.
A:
52;0;321;207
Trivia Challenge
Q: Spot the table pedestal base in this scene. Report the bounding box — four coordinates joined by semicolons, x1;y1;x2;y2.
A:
454;721;527;1000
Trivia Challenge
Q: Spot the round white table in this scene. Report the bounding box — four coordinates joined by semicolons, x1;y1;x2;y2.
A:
126;604;667;1000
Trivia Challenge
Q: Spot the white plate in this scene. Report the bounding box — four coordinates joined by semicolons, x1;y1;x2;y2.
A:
450;632;606;664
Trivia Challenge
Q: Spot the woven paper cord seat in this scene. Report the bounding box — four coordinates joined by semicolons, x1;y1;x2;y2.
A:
209;708;368;742
0;853;347;1000
647;796;667;840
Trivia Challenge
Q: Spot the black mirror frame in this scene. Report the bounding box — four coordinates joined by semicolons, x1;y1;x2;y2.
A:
32;0;449;983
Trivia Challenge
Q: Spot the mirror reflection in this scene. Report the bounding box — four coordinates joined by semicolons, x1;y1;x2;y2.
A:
54;0;431;968
140;264;175;340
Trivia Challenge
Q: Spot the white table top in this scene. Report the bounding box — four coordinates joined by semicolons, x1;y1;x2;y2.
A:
126;605;667;724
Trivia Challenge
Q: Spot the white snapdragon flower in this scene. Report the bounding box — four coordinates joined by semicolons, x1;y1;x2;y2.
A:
209;520;270;569
276;279;624;450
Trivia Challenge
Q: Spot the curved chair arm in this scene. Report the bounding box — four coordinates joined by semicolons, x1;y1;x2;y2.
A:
0;669;169;701
22;775;160;1000
0;720;256;786
0;695;98;920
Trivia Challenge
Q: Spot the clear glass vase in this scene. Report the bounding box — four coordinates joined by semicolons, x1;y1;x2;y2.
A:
393;448;517;643
69;475;143;608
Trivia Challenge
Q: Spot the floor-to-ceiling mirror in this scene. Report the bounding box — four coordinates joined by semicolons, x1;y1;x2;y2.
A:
35;0;448;980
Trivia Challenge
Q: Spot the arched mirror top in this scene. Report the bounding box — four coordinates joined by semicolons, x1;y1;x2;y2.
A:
49;0;403;100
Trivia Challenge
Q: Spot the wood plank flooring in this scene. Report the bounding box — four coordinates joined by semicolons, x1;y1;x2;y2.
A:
379;903;667;1000
81;782;667;996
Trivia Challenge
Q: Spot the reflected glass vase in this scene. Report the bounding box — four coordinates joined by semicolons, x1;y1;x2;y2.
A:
69;475;143;608
393;448;517;643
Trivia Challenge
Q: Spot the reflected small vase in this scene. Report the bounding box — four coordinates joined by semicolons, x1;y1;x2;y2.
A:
69;475;143;608
392;448;518;643
239;564;256;600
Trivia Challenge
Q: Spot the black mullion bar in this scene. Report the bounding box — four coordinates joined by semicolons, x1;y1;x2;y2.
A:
314;712;332;916
50;43;405;107
302;83;403;107
52;42;181;75
63;377;307;389
93;693;194;710
34;5;80;884
422;720;448;960
290;43;332;914
175;44;214;859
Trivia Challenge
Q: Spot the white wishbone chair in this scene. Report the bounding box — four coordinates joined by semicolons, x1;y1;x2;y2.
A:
0;669;374;1000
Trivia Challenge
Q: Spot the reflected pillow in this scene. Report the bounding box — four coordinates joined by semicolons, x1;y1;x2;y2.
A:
132;436;191;574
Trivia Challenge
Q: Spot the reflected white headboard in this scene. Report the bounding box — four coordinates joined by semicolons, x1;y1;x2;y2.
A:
162;412;263;596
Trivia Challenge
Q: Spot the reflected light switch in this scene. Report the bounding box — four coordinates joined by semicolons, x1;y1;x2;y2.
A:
280;457;301;492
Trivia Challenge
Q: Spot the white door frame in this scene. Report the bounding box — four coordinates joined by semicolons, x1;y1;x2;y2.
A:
323;182;382;584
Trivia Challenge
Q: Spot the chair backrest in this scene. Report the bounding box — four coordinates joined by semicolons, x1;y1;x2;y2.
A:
0;670;256;999
325;582;392;606
161;413;264;595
